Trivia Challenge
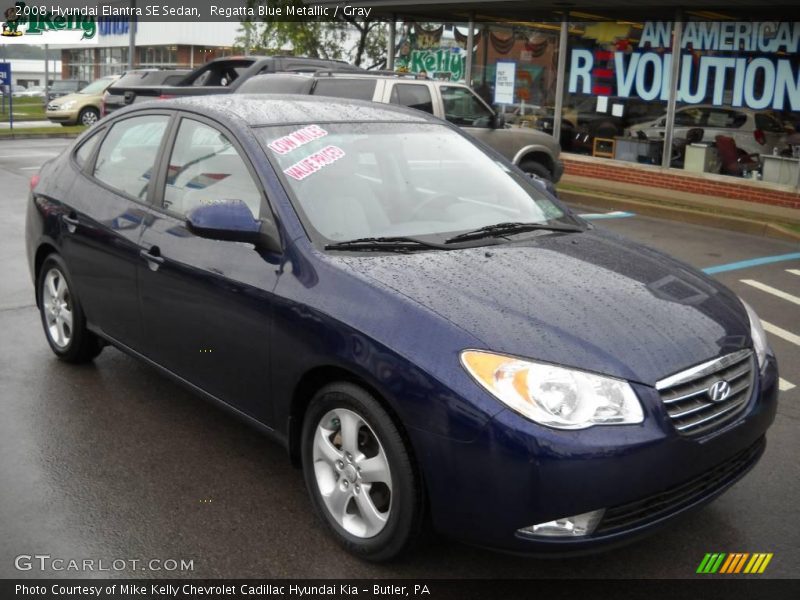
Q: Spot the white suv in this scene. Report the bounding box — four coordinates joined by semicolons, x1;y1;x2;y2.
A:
238;72;564;182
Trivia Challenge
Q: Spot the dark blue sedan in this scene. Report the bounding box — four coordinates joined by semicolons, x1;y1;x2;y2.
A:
25;95;778;560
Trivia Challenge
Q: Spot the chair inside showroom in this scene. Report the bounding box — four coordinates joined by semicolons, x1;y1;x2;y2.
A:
670;128;705;168
686;128;704;144
715;135;759;177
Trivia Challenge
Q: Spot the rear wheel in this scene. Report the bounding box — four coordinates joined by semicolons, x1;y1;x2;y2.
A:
37;254;103;363
301;382;423;561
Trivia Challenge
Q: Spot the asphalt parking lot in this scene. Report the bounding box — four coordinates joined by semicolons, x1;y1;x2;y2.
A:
0;138;798;579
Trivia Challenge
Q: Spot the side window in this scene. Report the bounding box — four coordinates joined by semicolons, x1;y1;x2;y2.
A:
162;119;262;218
312;79;377;101
94;115;169;199
74;130;102;169
440;86;493;127
389;84;434;114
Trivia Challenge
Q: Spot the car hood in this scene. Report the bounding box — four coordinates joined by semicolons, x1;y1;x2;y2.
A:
49;92;83;105
334;229;750;385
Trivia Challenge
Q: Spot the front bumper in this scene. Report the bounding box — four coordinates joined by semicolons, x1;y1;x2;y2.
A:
46;110;78;124
552;158;565;183
412;356;778;553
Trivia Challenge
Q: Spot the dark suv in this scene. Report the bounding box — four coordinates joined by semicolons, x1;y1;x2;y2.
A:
103;69;191;116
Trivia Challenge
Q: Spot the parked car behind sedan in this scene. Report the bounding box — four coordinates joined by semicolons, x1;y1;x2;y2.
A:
102;68;191;116
630;105;787;156
26;95;778;561
46;79;90;102
16;85;46;99
46;75;120;126
237;72;564;182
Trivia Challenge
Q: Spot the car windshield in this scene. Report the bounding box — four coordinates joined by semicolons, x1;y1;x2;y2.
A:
258;122;571;245
79;78;113;94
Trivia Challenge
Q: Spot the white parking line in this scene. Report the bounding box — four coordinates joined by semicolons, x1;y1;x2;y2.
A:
779;378;796;392
740;280;800;306
762;321;800;347
20;166;41;171
787;269;800;277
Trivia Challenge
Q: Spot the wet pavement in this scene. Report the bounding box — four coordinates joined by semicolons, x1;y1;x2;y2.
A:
1;139;798;578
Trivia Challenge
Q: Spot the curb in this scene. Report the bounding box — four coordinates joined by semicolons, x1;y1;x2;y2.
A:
0;134;80;140
560;188;800;243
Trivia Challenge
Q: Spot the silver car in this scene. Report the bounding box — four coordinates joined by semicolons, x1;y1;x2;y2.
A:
630;105;787;156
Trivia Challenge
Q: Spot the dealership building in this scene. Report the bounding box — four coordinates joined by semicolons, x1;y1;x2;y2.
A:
335;0;800;208
52;20;240;81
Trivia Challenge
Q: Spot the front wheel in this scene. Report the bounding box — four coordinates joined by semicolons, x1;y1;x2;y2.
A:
519;159;553;181
301;383;423;561
78;107;99;127
37;254;103;363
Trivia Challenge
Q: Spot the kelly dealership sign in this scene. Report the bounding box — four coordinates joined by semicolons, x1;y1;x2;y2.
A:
569;21;800;110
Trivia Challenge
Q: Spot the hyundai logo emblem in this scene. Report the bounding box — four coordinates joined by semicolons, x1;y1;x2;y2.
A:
708;380;731;402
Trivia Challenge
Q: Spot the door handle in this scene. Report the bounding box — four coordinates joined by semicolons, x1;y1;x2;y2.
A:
140;247;165;271
63;213;79;233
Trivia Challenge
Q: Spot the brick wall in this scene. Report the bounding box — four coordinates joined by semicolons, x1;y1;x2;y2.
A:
562;155;800;210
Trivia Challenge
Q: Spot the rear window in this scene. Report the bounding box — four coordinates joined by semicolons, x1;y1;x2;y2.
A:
389;84;434;115
113;70;189;87
311;79;376;101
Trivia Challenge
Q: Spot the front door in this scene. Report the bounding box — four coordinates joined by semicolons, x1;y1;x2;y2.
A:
137;116;281;424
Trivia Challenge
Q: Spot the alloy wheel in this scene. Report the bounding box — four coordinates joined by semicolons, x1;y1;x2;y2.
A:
42;267;73;349
312;408;393;538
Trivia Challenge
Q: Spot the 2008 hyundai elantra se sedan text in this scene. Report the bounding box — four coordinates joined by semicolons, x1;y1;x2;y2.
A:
25;95;778;561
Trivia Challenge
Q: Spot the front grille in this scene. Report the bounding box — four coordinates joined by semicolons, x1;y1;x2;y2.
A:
46;103;58;111
656;349;755;437
596;437;765;534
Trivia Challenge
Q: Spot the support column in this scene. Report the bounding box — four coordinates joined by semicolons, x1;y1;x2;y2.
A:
465;14;474;85
662;14;683;169
386;16;396;70
552;12;569;145
128;0;136;70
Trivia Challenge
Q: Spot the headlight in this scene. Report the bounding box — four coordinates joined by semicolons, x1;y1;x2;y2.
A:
60;101;76;110
460;350;644;429
741;300;769;370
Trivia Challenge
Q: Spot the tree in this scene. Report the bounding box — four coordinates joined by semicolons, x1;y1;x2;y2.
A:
238;0;386;67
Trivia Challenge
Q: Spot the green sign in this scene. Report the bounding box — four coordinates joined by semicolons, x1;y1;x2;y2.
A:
398;49;465;81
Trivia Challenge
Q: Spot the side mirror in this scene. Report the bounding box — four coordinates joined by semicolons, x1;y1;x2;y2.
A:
186;201;281;252
491;112;506;129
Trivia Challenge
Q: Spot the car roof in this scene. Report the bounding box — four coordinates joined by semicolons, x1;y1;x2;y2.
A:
152;94;438;126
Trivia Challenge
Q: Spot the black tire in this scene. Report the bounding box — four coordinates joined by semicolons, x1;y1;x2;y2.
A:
78;107;99;127
37;254;103;363
519;159;553;181
301;382;423;561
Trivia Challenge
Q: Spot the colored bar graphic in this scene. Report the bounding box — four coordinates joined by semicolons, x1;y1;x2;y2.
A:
698;552;772;574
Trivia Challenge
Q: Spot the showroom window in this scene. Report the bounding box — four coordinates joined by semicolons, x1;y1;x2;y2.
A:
94;115;170;200
552;19;800;182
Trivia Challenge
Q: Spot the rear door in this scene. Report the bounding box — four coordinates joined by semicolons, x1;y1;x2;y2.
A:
60;112;171;350
136;114;280;424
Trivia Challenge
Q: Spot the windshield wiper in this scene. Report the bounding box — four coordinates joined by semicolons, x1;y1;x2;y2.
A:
325;236;448;252
445;221;583;244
